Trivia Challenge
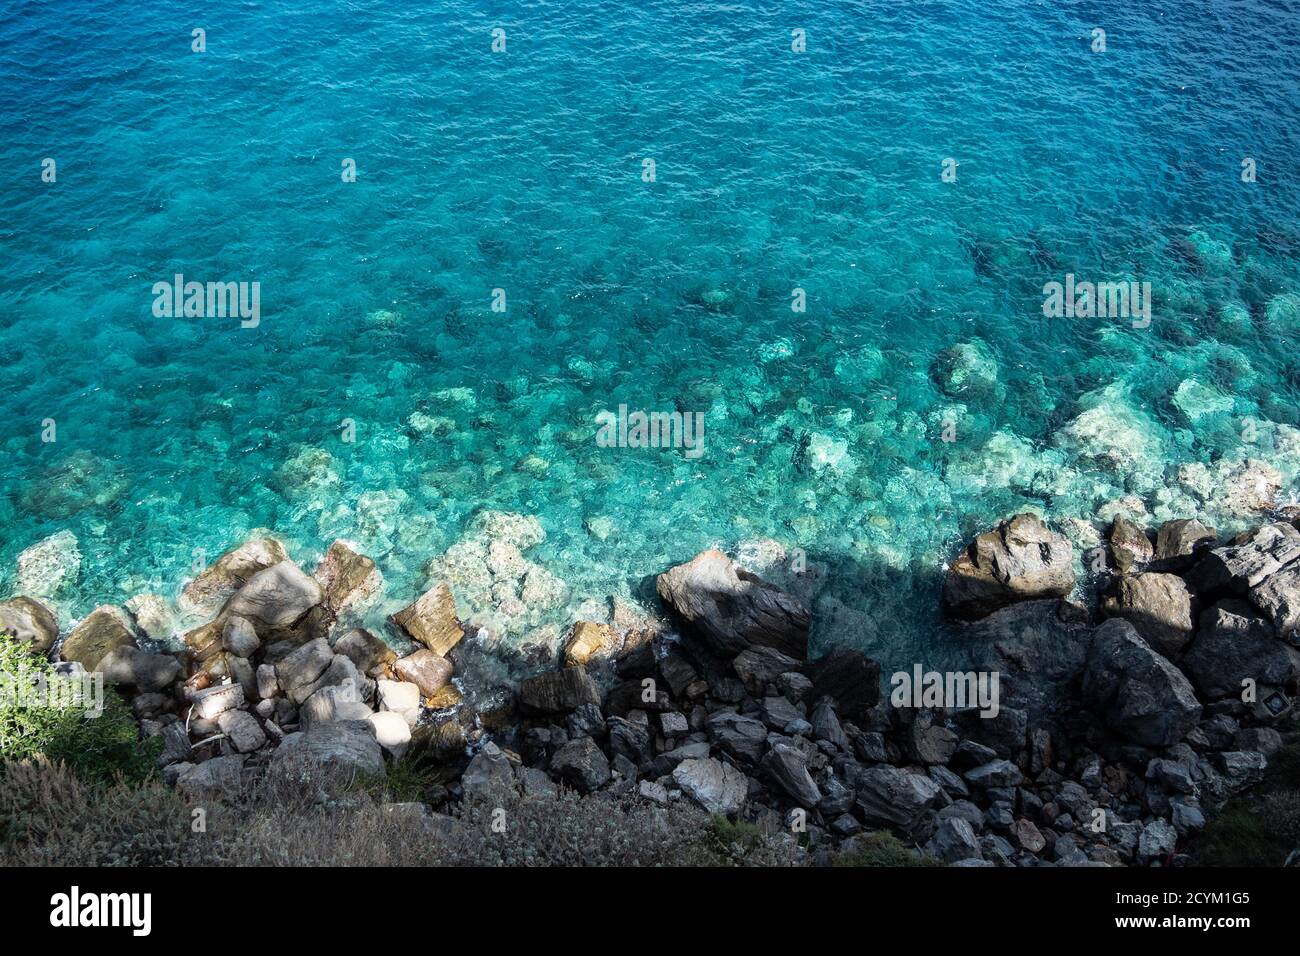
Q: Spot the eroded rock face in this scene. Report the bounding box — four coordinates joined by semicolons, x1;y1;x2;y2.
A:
656;549;810;659
1248;560;1300;643
1101;573;1196;659
942;514;1075;620
0;596;59;654
388;582;464;656
1182;600;1300;699
1081;619;1201;747
60;605;138;671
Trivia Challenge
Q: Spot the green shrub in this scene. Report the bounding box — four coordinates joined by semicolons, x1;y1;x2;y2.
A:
832;830;944;867
1189;734;1300;867
0;632;159;785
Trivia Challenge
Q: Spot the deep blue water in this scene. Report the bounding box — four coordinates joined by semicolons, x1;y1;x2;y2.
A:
2;0;1299;667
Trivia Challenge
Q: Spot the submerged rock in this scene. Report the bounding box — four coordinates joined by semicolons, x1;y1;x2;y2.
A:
942;514;1075;620
16;530;81;597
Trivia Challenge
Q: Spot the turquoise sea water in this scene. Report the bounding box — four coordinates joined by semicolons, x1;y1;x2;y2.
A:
2;1;1299;668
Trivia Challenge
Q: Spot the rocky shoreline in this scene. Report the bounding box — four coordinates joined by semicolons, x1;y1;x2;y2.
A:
3;500;1299;867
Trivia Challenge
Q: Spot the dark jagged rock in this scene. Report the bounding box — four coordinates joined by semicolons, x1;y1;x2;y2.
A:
1109;517;1153;574
801;648;882;715
1182;600;1300;699
761;743;822;807
1153;518;1216;570
965;600;1090;722
516;666;601;715
1081;619;1201;746
656;549;810;659
942;514;1075;620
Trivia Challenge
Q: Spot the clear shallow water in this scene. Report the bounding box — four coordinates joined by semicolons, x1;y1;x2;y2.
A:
2;0;1299;669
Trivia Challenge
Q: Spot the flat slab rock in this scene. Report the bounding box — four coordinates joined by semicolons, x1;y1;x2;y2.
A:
272;720;384;779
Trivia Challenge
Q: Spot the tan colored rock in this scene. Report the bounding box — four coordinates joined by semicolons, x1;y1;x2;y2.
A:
942;514;1075;620
0;596;60;654
563;620;622;666
388;582;464;656
313;539;382;615
393;648;454;697
60;605;138;670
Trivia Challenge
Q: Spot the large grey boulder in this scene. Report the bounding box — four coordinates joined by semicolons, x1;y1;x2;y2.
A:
1182;600;1300;699
97;645;181;692
176;755;246;801
224;560;323;638
733;646;801;694
180;537;289;616
672;757;748;816
656;550;810;659
942;514;1075;620
926;817;982;863
761;743;822;807
0;596;59;654
965;599;1091;722
705;710;768;764
1101;573;1196;658
549;736;612;794
461;743;515;798
272;720;384;779
1153;518;1216;570
301;680;372;728
274;638;334;699
1081;619;1201;746
216;710;268;753
60;606;138;671
851;764;943;833
1249;560;1300;643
